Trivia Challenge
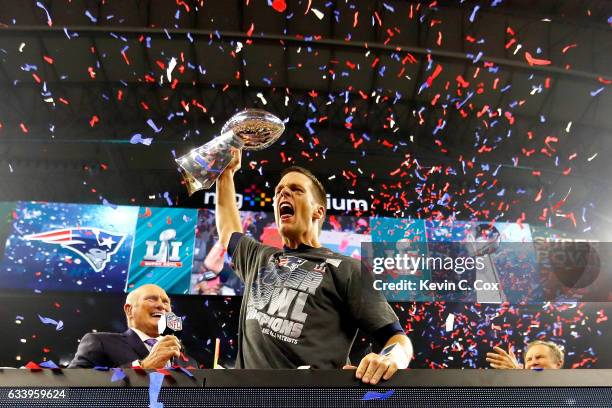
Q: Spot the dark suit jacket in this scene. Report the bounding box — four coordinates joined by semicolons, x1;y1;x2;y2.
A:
68;329;198;369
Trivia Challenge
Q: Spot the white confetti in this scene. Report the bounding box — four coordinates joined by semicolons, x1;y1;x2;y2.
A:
18;43;25;52
256;92;267;105
235;41;243;53
587;153;598;162
565;121;572;133
445;313;455;331
311;8;324;20
166;57;177;82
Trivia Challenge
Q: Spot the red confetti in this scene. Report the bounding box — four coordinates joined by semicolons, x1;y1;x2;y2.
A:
89;115;99;127
525;52;552;66
426;64;443;87
534;188;543;202
25;361;42;370
271;0;286;13
597;76;611;85
561;44;577;54
121;49;130;65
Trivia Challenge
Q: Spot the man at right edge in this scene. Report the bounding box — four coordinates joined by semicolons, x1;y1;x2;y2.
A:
215;148;412;385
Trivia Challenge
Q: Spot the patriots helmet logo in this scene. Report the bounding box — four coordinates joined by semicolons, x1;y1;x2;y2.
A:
24;227;127;272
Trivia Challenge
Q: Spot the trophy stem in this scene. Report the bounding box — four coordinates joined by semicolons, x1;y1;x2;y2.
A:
176;131;244;195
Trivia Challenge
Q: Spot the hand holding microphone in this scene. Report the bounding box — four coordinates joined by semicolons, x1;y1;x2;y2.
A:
140;313;183;369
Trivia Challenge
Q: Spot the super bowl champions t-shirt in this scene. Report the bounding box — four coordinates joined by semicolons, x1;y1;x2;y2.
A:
228;233;400;369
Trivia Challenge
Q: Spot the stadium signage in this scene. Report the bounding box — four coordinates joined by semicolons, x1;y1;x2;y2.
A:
203;192;369;211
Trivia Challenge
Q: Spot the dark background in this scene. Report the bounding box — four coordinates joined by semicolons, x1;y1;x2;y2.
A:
0;0;611;237
2;289;609;369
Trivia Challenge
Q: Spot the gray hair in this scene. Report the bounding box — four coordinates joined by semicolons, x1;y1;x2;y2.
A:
526;340;565;366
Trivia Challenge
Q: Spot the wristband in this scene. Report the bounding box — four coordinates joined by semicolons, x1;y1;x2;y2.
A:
380;342;410;369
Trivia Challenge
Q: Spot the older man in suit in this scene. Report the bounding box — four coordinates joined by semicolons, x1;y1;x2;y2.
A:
69;284;197;369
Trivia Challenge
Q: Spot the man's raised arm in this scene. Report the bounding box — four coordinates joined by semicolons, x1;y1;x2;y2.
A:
216;148;243;249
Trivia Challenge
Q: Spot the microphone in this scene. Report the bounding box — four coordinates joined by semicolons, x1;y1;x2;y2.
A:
157;312;183;366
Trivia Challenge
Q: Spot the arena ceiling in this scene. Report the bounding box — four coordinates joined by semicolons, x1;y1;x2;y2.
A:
0;0;611;235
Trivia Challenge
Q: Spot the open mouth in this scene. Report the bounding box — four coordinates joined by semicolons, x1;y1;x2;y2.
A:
279;202;294;221
151;312;163;320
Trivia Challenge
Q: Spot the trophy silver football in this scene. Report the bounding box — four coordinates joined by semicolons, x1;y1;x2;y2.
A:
176;109;285;195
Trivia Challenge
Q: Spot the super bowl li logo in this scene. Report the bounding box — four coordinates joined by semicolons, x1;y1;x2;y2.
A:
141;229;183;267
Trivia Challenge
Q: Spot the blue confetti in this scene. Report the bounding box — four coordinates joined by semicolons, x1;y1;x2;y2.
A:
362;390;395;401
382;3;395;12
39;360;60;369
93;366;110;371
590;87;604;97
305;118;317;135
111;368;126;382
148;372;165;408
38;315;64;331
84;10;97;23
130;133;153;146
469;5;480;23
163;192;173;206
147;119;163;133
101;198;118;210
35;2;53;26
173;366;194;378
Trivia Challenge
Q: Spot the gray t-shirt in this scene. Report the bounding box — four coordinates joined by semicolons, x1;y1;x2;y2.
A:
229;233;400;369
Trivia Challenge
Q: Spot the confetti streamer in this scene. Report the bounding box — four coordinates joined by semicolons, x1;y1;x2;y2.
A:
38;315;64;331
148;372;165;408
166;57;177;82
468;5;480;23
35;2;53;26
146;119;163;133
130;134;153;146
525;52;552;66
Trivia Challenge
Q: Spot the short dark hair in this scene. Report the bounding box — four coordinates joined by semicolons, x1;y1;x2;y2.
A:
279;166;327;210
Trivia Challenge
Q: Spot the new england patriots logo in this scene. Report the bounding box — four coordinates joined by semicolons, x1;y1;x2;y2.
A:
24;228;127;272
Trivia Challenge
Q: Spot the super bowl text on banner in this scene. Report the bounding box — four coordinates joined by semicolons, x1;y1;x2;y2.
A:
126;207;197;295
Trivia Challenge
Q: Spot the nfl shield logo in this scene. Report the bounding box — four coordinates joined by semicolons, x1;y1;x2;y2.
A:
167;314;183;332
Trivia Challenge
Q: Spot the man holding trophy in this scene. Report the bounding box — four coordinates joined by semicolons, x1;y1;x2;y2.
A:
176;109;412;385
